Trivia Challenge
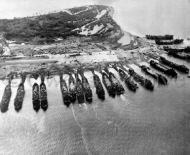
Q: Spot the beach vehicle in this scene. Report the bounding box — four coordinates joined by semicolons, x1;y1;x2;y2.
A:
160;57;189;73
32;83;40;112
68;74;76;103
14;83;25;112
40;82;48;111
150;60;178;78
140;65;168;85
128;69;154;91
60;76;71;107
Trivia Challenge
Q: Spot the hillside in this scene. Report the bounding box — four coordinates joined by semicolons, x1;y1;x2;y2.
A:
0;5;123;44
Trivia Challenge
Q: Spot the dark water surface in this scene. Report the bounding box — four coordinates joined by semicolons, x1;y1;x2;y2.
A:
0;57;190;155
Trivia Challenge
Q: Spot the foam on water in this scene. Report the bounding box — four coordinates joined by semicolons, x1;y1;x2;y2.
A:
120;95;127;102
0;80;7;102
62;74;70;87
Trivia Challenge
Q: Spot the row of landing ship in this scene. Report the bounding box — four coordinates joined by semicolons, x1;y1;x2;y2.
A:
0;56;189;113
0;76;48;113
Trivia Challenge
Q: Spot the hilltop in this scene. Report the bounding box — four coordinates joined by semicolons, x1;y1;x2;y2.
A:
0;5;124;44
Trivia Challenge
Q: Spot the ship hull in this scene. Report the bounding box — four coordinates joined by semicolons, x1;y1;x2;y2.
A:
93;74;105;100
32;83;40;112
40;82;48;111
68;75;76;103
0;84;12;113
60;77;71;107
14;83;25;112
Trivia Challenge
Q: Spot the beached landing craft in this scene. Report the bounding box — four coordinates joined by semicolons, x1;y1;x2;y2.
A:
0;81;12;113
75;73;85;104
118;68;138;92
102;71;116;98
40;81;48;111
32;83;40;112
14;74;26;112
155;39;184;45
108;71;125;96
140;65;168;85
60;75;71;107
164;46;190;54
112;64;138;92
163;46;184;53
14;83;25;112
81;74;93;103
91;70;105;101
167;51;190;61
128;68;154;91
160;57;189;74
146;35;174;40
68;74;76;103
150;60;178;78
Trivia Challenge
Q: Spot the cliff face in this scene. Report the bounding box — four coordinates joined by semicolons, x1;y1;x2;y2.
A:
0;5;123;44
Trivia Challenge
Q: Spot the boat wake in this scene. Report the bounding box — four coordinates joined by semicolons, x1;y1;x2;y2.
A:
71;105;91;155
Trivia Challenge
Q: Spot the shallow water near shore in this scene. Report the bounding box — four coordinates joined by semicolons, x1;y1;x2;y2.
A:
0;58;190;155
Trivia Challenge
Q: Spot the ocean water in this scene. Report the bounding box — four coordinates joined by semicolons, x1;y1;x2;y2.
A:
113;0;190;38
0;56;190;155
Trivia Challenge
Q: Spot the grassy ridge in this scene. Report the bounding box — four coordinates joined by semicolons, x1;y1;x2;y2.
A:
0;5;121;44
